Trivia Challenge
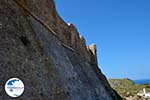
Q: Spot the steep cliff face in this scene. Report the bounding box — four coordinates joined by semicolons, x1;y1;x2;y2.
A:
0;0;122;100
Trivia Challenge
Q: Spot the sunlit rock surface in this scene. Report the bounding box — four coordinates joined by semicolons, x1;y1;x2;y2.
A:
0;0;122;100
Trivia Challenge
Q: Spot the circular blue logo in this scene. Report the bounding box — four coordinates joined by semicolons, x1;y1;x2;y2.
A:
5;78;24;97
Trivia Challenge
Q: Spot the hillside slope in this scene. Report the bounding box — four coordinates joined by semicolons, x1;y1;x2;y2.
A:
0;0;122;100
109;79;150;99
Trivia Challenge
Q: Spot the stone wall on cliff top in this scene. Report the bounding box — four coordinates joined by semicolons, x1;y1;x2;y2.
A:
0;0;122;100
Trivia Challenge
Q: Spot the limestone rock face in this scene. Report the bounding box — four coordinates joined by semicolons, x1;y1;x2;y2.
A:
0;0;122;100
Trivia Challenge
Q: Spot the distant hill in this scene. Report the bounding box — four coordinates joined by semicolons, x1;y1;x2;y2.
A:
108;78;134;88
108;78;150;98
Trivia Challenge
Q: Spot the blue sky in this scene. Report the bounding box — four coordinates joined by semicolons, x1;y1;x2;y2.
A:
55;0;150;80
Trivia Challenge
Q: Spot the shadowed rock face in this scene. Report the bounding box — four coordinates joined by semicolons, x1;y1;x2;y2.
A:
0;0;122;100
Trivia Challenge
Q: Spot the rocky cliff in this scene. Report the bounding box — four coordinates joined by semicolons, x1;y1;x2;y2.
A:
0;0;122;100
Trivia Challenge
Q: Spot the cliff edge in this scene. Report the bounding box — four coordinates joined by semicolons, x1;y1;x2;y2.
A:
0;0;122;100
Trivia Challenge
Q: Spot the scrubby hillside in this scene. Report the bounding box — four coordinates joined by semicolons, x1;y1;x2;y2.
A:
109;78;150;99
